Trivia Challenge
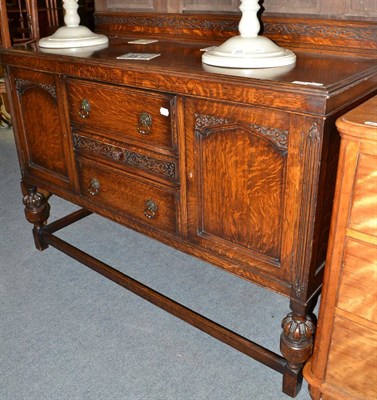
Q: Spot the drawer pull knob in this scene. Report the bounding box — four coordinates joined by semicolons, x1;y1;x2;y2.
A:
88;178;100;196
79;99;91;119
144;199;158;219
137;112;152;135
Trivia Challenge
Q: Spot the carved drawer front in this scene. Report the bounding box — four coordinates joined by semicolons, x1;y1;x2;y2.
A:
73;132;179;184
77;158;178;235
67;79;176;152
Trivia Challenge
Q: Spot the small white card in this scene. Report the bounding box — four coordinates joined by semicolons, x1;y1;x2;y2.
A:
127;39;159;45
292;80;324;87
117;53;161;60
200;46;217;52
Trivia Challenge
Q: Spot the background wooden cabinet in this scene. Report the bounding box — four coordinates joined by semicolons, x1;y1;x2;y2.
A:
94;0;376;20
304;96;377;400
3;0;95;42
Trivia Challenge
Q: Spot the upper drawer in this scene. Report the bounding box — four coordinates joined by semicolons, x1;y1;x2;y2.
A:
67;79;176;151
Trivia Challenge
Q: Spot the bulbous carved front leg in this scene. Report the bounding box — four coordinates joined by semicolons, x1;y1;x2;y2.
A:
280;312;315;397
23;186;50;250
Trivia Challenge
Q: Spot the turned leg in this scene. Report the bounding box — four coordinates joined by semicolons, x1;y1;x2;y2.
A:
280;310;315;397
22;186;50;250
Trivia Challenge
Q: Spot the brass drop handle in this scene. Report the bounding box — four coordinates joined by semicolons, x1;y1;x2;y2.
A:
88;178;100;196
79;99;91;119
137;112;152;135
144;199;158;219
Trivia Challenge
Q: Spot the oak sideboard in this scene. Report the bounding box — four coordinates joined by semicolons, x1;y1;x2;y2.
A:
1;14;376;397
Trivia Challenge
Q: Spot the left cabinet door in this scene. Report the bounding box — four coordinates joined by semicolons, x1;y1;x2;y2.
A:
7;68;76;191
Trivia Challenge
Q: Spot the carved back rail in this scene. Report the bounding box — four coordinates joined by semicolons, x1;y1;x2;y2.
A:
94;13;377;57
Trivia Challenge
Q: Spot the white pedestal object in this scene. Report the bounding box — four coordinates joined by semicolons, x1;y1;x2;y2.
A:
202;63;295;79
202;0;296;69
40;43;109;57
39;0;108;49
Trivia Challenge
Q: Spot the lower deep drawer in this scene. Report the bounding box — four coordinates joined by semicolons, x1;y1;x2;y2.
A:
77;158;179;235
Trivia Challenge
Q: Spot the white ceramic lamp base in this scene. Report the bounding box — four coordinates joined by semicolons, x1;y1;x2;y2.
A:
39;26;108;48
202;0;296;69
202;36;296;68
39;0;108;49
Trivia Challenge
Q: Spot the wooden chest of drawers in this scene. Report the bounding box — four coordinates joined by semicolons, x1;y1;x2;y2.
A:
1;14;376;398
304;96;377;400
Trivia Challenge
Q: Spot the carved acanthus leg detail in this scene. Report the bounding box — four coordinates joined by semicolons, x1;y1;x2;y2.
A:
280;312;315;397
23;186;50;250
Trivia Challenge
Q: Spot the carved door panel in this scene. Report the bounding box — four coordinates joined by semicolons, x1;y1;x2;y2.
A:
8;68;75;190
184;98;298;290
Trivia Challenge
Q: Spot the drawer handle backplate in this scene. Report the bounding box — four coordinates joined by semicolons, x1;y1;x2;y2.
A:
137;112;152;135
88;178;100;196
79;99;91;119
144;199;158;219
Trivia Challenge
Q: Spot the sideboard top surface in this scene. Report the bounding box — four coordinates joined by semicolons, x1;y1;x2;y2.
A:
1;37;376;116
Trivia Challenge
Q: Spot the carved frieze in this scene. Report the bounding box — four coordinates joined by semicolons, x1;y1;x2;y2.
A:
73;134;176;179
123;151;175;178
194;114;229;131
264;22;374;43
73;134;123;160
15;79;57;100
194;113;288;154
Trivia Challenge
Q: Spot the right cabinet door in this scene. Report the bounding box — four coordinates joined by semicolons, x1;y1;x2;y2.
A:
184;98;309;291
